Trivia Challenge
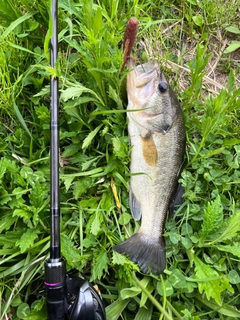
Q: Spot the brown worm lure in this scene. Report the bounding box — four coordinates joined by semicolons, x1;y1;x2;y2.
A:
120;17;139;72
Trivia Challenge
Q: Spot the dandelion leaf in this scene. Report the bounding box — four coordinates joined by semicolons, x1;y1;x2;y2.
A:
216;244;240;258
211;210;240;243
61;85;93;102
112;250;129;265
201;195;223;239
91;248;108;281
61;234;81;269
0;214;16;232
16;229;39;253
82;124;103;149
194;256;233;305
90;213;101;236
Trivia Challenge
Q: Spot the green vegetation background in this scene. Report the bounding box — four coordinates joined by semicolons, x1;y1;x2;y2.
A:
0;0;240;319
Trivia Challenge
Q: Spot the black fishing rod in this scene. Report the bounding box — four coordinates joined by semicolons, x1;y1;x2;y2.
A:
44;1;106;319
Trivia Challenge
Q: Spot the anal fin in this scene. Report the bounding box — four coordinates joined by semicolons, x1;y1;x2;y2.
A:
130;188;142;221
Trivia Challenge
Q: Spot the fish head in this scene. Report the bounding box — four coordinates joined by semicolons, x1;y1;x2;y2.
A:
127;59;181;135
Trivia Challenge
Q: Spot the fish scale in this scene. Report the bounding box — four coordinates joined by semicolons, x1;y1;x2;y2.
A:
114;60;185;275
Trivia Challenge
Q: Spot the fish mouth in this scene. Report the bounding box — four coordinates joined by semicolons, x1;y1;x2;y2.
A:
128;59;160;87
127;60;160;104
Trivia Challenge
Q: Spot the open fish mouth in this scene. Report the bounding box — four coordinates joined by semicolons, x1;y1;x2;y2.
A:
127;60;162;106
128;59;160;86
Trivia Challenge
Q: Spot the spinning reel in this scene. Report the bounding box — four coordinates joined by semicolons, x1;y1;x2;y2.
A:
45;259;105;319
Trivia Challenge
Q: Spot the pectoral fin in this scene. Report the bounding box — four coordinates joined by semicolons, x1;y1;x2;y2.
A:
129;188;142;221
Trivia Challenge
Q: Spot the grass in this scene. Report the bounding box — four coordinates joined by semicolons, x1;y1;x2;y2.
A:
0;0;240;319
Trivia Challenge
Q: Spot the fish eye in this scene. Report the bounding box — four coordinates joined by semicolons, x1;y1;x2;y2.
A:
158;82;168;93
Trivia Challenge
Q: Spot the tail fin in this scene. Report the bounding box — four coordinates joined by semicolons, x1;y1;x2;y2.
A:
113;233;166;276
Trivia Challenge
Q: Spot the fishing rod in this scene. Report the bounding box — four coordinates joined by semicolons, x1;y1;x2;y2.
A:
44;1;106;319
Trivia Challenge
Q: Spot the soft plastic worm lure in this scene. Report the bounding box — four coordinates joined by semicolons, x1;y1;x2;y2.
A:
120;17;139;72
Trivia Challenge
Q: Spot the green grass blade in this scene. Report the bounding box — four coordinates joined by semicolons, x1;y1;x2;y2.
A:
7;41;40;56
105;299;130;320
13;101;32;139
0;12;35;40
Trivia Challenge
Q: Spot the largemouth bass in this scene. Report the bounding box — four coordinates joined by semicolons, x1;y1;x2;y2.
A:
114;59;185;275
